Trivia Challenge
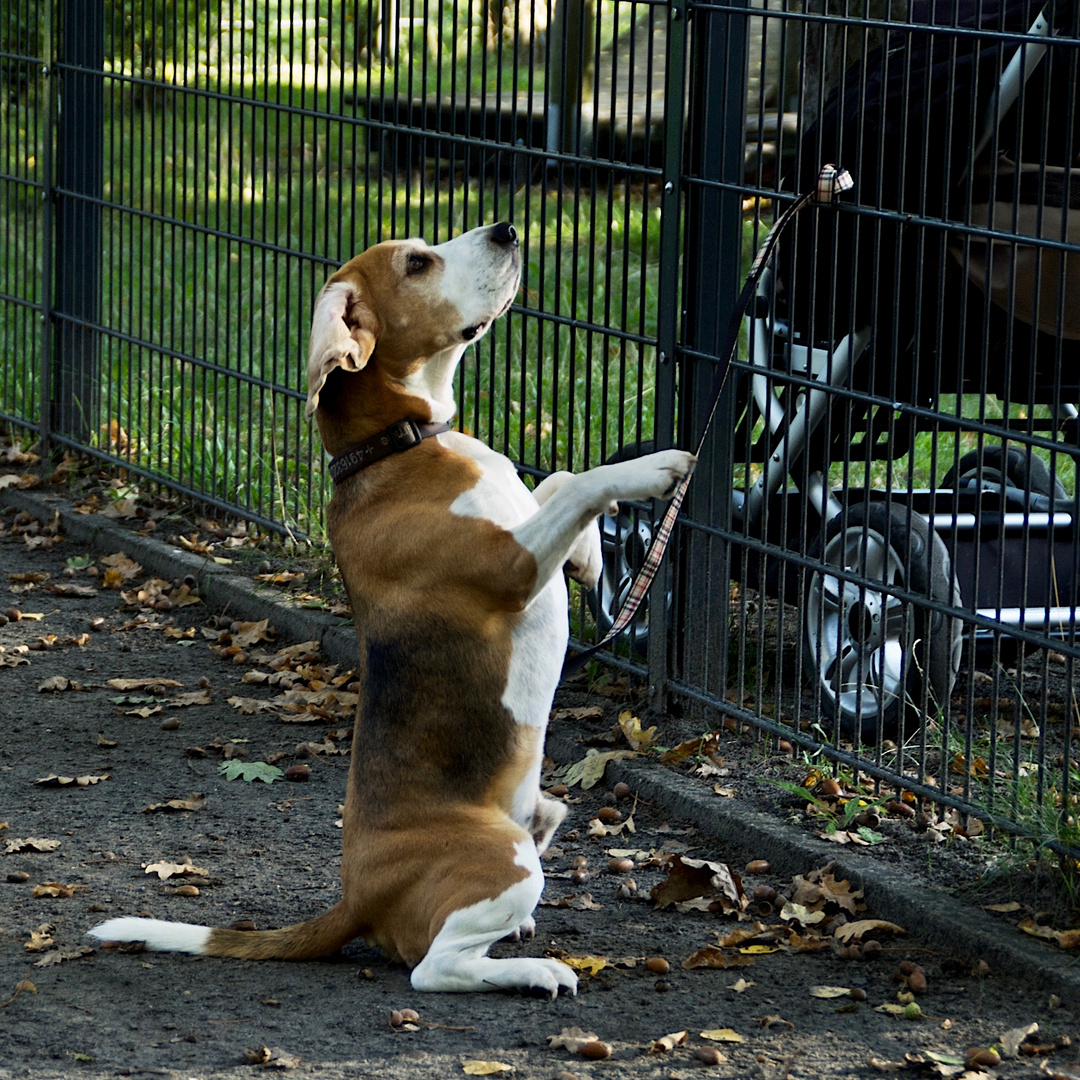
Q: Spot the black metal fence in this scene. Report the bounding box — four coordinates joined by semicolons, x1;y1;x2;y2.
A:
2;0;1079;856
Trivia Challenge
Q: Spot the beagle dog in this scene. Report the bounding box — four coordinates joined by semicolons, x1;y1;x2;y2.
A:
88;222;695;995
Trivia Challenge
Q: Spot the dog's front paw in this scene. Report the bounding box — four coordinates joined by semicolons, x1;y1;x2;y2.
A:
505;957;578;998
641;449;696;500
600;449;696;510
564;520;602;591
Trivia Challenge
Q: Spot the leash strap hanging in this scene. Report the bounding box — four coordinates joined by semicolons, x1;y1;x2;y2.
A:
562;164;854;679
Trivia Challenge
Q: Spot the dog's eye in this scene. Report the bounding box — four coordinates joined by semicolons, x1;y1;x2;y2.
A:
405;253;429;275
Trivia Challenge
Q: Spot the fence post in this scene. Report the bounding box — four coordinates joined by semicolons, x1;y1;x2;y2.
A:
648;0;690;708
49;0;103;449
676;0;748;705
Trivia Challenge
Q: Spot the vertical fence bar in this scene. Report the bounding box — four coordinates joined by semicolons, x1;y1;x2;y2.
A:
648;0;689;707
36;0;57;447
677;0;748;703
50;0;104;448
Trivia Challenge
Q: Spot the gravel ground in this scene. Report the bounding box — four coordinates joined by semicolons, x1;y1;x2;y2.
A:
1;481;1079;1080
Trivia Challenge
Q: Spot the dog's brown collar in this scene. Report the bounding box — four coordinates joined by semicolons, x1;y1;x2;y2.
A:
328;419;451;484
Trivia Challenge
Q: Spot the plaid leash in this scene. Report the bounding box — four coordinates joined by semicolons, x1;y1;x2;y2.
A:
562;164;854;680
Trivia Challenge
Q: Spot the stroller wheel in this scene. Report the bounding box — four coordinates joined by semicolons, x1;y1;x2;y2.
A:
589;509;655;654
942;445;1066;500
586;441;665;656
804;503;962;742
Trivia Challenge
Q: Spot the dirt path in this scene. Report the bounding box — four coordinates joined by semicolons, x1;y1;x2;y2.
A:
1;495;1078;1080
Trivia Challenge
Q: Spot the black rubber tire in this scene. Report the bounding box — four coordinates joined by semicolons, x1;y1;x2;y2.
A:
586;441;657;655
942;445;1067;500
804;502;962;742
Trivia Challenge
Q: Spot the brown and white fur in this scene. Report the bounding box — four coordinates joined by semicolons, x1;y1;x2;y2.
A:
88;222;695;995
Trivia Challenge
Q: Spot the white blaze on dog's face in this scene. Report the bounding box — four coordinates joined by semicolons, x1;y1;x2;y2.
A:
306;222;521;421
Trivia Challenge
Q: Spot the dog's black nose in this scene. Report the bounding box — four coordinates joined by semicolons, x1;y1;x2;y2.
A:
491;222;517;246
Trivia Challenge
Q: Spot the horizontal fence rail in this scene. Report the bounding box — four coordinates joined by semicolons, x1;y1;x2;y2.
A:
1;0;1078;857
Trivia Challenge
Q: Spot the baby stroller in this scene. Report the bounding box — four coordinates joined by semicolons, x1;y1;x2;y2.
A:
594;0;1080;741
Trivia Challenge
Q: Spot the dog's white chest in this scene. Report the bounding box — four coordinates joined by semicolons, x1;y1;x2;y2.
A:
443;434;569;731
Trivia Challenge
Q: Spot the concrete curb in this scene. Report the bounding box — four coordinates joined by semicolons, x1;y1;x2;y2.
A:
5;484;1079;1002
0;486;361;666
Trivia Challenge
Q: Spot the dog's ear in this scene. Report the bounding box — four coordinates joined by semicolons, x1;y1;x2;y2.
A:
306;279;379;417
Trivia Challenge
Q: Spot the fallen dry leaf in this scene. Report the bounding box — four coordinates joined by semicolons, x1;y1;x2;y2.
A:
7;571;50;584
35;773;110;787
757;1014;795;1030
107;677;183;691
651;854;746;914
462;1061;514;1075
551;705;603;721
561;955;608;976
4;837;61;854
45;582;98;598
790;866;864;916
100;552;143;580
561;749;637;790
230;620;277;648
141;793;206;813
875;1003;908;1016
618;710;658;750
32;882;88;899
38;676;86;692
866;1054;906;1073
649;1031;688;1054
659;732;723;765
728;977;754;992
681;946;756;970
999;1022;1039;1057
124;705;163;718
142;858;209;880
809;985;852;999
779;901;827;926
1018;918;1080;949
24;925;56;952
33;945;95;967
587;815;636;839
538;892;603;911
547;1027;599;1053
242;1046;301;1069
228;695;277;716
166;689;212;708
833;919;906;943
700;1028;745;1043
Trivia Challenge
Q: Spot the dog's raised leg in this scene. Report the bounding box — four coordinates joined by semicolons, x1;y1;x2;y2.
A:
512;449;695;600
410;837;577;996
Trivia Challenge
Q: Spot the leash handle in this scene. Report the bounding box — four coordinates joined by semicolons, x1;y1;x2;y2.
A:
561;165;854;680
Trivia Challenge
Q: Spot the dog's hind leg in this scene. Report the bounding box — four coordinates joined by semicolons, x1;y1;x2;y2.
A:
501;795;567;941
410;837;576;996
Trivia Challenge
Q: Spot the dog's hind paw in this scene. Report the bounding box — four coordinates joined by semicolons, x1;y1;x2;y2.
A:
564;520;602;591
503;915;536;942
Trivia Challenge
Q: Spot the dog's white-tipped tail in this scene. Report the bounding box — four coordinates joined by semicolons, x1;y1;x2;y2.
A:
88;917;212;954
88;903;360;961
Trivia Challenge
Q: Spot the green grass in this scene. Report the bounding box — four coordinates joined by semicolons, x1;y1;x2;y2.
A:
2;14;669;534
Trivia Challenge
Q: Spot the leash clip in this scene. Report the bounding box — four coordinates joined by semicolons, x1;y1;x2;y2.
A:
814;164;854;204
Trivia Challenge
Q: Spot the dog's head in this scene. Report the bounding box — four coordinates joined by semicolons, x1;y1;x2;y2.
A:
306;222;521;419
